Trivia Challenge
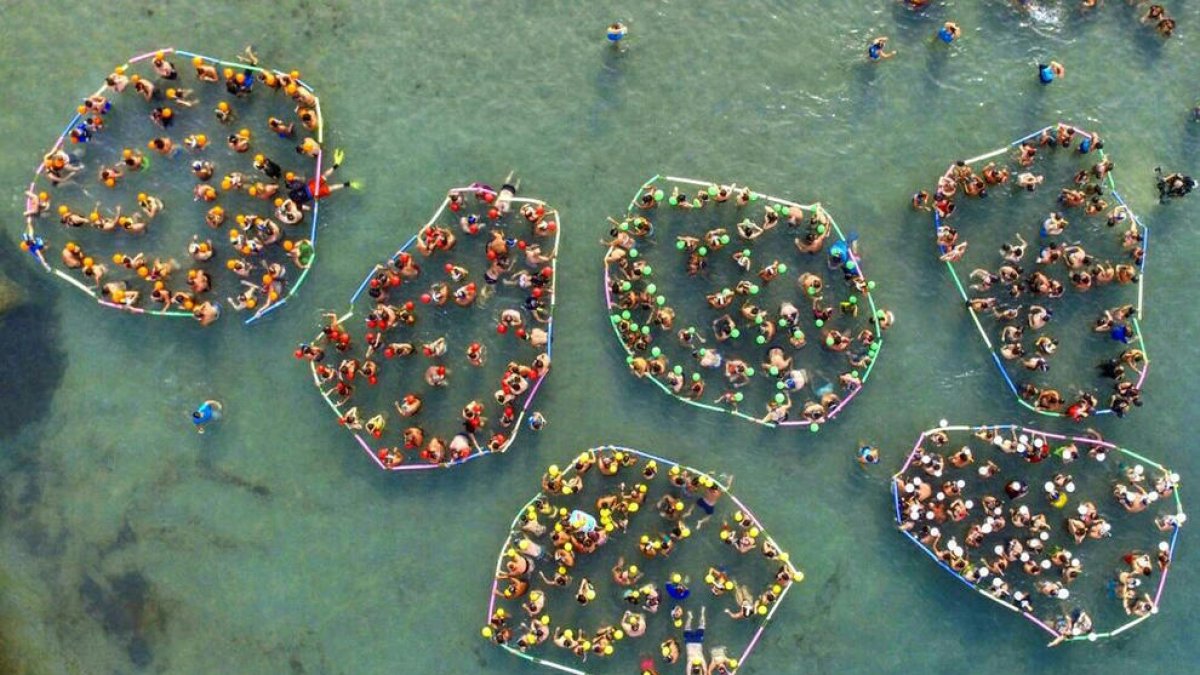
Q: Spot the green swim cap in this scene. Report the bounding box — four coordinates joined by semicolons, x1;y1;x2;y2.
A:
646;283;657;294
651;347;661;357
815;319;824;328
744;367;755;377
756;335;766;345
730;328;741;339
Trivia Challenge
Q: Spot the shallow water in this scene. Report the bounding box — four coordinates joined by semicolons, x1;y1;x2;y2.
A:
1;1;1200;673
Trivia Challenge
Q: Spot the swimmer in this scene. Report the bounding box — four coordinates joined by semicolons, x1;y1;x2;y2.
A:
192;399;223;433
868;36;895;61
1037;61;1065;85
937;21;961;44
606;22;628;44
857;445;880;466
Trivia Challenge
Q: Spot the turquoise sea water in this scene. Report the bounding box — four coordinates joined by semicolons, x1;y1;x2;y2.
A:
1;1;1199;673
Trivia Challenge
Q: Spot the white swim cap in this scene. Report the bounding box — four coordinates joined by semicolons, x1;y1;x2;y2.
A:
1077;505;1088;515
981;524;993;534
1044;481;1056;492
978;466;989;476
1148;492;1160;502
1020;553;1030;562
1177;513;1188;524
978;568;989;578
1057;588;1070;599
930;527;940;537
1019;435;1029;443
1040;531;1050;541
1041;559;1052;570
1159;541;1170;552
1066;483;1076;493
936;492;946;501
957;480;966;488
994;545;1004;556
965;500;974;509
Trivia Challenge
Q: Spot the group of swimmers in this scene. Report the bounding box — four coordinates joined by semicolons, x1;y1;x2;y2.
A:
27;48;339;324
296;182;555;467
486;448;798;674
896;426;1179;644
604;182;891;427
926;123;1146;419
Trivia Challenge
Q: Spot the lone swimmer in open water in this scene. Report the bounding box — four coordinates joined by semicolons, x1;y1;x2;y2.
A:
192;399;223;434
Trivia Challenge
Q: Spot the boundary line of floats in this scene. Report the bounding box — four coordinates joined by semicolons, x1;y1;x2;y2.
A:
309;185;561;471
22;47;325;325
602;175;885;431
891;424;1182;645
485;445;803;674
932;123;1150;417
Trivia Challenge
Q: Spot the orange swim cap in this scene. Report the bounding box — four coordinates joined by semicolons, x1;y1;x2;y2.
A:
235;73;245;84
239;128;250;138
104;178;115;188
285;84;297;96
262;274;273;285
212;205;223;214
155;51;164;59
274;197;284;207
269;291;279;301
166;88;177;98
285;171;295;182
290;70;300;79
223;68;233;79
77;105;86;114
137;266;149;278
123;148;133;158
228;228;239;238
193;56;203;66
57;205;69;215
282;240;294;251
196;133;207;145
221;178;233;191
247;187;257;197
217;101;229;112
138;192;147;201
83;257;94;267
235;214;245;225
183;300;194;310
162;107;173;118
154;281;164;290
130;74;140;83
245;298;257;309
112;253;123;264
225;259;237;270
115;65;126;75
38;191;48;201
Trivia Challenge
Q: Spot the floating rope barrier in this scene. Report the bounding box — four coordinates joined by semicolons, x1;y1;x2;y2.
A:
892;424;1182;646
484;445;802;674
928;123;1149;419
20;47;334;325
602;176;890;431
299;181;559;471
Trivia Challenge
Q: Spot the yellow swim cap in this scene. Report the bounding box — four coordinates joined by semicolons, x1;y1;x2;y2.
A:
111;254;123;264
192;56;203;66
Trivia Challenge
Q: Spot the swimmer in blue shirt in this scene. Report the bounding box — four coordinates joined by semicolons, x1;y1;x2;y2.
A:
192;399;223;434
867;36;895;61
938;21;961;44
